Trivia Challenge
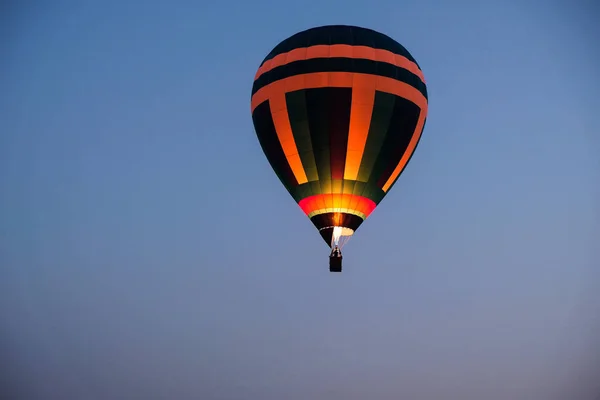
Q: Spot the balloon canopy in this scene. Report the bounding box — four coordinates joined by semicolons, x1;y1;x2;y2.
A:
251;25;428;251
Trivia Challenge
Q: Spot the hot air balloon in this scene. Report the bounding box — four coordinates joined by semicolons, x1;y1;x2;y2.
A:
251;25;428;272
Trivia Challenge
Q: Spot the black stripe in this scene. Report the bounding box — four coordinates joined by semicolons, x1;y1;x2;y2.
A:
252;57;426;99
310;212;364;231
305;88;333;186
369;96;420;189
262;25;418;66
252;101;298;191
327;88;352;180
381;116;428;193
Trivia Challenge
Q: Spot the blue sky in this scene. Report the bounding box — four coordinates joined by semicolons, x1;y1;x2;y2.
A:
1;1;599;399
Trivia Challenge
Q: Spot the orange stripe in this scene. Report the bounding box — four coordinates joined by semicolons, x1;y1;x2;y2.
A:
254;44;425;83
344;74;376;181
251;72;427;115
269;92;308;184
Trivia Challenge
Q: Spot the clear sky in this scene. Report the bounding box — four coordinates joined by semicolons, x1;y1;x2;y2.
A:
1;1;599;399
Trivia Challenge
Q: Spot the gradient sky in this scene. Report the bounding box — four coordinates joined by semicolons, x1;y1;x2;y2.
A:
1;2;599;399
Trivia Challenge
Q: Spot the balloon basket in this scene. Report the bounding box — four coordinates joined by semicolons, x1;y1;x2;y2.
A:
329;253;343;273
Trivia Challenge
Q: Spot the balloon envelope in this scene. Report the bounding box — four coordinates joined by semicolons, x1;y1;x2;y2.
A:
251;25;428;247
